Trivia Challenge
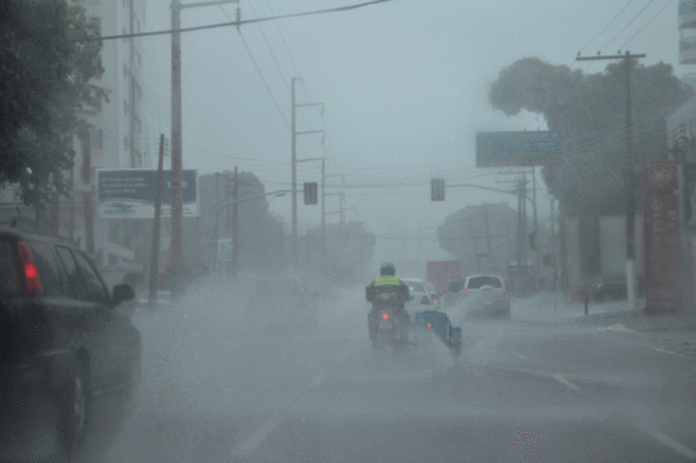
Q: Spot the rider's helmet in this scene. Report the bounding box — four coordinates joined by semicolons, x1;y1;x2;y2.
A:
380;261;396;276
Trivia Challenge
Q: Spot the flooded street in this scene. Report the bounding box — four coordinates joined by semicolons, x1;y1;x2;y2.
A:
66;279;696;463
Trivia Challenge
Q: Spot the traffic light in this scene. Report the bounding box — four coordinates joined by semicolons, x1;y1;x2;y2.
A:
304;182;318;205
431;178;445;201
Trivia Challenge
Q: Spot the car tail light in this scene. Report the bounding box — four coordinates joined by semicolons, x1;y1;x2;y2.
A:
426;322;432;328
432;297;439;303
381;313;389;320
461;289;467;296
17;241;42;296
503;288;507;294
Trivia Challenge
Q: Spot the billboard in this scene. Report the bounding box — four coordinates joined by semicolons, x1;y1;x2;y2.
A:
642;160;681;313
97;169;198;219
476;131;562;167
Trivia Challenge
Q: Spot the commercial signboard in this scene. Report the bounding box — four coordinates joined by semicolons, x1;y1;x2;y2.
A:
97;169;198;219
476;131;562;167
642;160;682;313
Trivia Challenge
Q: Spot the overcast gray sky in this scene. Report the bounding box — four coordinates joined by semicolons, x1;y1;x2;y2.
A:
138;0;687;264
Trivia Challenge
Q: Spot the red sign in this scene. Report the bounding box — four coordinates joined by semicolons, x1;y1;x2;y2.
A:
642;161;682;312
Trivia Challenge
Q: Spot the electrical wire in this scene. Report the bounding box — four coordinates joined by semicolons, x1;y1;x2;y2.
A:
619;0;675;49
599;0;658;52
580;0;634;53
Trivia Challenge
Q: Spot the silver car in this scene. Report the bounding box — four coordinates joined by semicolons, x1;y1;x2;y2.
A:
400;278;437;318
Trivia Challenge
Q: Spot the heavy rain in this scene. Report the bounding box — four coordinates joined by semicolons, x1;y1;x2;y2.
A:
1;0;696;462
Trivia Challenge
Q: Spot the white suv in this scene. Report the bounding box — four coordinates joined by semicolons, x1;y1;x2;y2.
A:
459;274;510;319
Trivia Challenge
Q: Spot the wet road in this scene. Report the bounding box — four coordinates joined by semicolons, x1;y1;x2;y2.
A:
71;282;696;463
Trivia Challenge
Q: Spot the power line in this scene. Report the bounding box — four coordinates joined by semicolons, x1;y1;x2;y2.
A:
619;0;675;50
599;0;657;52
77;0;397;42
580;0;634;53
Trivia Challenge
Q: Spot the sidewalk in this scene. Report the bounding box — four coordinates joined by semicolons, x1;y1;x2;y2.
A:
515;293;696;356
515;293;696;332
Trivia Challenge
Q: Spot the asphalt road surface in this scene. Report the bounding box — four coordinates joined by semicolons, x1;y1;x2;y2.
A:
68;281;696;463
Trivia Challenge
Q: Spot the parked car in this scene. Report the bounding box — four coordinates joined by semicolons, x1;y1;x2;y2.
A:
592;273;645;302
0;227;140;460
455;274;510;319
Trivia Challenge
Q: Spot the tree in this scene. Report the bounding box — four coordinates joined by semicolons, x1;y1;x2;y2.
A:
436;203;518;274
488;58;692;217
0;0;106;210
306;221;376;283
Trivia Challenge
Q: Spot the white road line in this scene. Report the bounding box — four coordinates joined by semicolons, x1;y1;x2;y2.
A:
644;427;696;460
599;332;696;360
552;374;580;391
513;352;528;361
230;418;281;458
309;372;327;388
335;352;346;361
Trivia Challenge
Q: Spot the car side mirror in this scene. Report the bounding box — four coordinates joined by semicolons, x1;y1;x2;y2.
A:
113;284;135;306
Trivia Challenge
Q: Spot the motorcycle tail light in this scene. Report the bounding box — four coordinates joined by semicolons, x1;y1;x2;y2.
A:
381;313;389;320
503;288;507;294
426;322;432;328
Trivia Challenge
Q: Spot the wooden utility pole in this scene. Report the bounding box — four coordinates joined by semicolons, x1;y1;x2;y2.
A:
576;50;645;311
170;0;238;291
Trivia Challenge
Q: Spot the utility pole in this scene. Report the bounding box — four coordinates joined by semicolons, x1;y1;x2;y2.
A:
148;134;165;308
469;218;481;272
323;173;344;249
291;78;323;266
231;166;239;275
484;203;493;271
576;50;645;311
170;0;238;292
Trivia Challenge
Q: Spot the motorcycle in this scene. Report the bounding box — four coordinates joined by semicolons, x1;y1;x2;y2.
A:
368;292;411;349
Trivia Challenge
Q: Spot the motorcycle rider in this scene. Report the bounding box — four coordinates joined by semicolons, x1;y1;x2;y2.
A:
366;261;411;343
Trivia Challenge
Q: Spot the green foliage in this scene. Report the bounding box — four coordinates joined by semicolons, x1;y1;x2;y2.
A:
436;203;518;273
489;58;692;216
306;221;376;283
0;0;107;209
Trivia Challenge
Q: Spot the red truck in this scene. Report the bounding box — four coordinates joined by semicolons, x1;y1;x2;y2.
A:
426;260;461;295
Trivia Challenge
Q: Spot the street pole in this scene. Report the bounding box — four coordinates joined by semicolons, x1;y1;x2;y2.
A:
532;167;539;292
170;0;238;292
291;78;323;266
170;0;184;288
148;134;165;307
321;159;325;249
576;50;645;311
484;203;493;271
291;78;298;266
232;166;239;276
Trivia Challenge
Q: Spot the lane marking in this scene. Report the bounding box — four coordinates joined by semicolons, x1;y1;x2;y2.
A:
552;374;580;391
335;352;346;361
231;418;281;457
598;331;696;360
309;372;327;388
644;427;696;460
513;352;528;361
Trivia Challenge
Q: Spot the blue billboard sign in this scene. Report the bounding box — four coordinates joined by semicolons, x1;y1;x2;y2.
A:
476;131;562;167
97;169;198;219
